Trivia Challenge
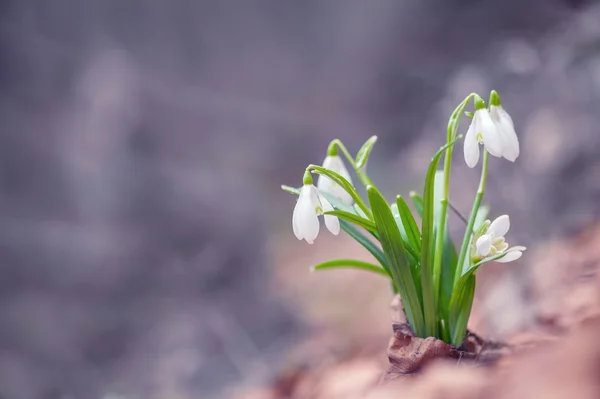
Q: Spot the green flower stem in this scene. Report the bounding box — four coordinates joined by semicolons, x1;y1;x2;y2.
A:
432;94;474;304
329;139;375;188
453;150;489;288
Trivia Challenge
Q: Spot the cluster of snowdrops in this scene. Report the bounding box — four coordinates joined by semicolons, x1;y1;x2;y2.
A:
282;91;526;346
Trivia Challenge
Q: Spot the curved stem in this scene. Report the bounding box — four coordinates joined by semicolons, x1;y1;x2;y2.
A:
453;150;489;287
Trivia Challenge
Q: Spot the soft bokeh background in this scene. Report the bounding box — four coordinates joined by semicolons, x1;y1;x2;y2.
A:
1;0;600;398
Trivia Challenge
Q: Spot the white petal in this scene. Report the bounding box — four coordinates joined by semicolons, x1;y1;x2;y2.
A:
292;197;302;240
317;155;354;205
488;215;510;238
316;174;334;197
297;185;320;243
495;250;522;263
463;118;480;168
475;235;492;258
321;155;335;170
326;156;353;184
320;194;340;235
478;110;503;158
491;106;520;163
498;111;519;162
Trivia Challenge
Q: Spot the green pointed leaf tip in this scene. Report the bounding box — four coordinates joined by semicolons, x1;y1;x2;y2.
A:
355;135;378;169
367;185;425;335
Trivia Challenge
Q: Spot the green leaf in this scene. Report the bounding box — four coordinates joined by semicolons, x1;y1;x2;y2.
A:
339;220;388;271
447;250;512;346
281;185;357;214
390;203;422;300
419;137;462;337
449;274;476;346
411;173;461;339
367;185;425;336
324;210;377;234
409;192;424;216
390;203;422;263
308;165;372;219
433;171;459;325
311;259;389;276
355;135;378;169
395;196;421;253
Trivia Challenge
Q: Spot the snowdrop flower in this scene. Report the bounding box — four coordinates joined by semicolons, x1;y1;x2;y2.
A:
317;146;354;205
293;172;340;244
463;96;503;168
464;92;520;168
473;214;526;263
489;90;520;162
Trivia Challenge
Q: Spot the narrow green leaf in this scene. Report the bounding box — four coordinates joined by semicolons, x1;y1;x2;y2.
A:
390;203;422;300
324;210;377;234
308;165;372;219
389;204;420;262
420;137;462;337
448;250;512;346
367;185;425;336
339;220;388;271
395;196;421;253
409;192;424;216
449;275;476;346
311;259;389;277
355;135;378;169
433;171;459;327
454;251;517;292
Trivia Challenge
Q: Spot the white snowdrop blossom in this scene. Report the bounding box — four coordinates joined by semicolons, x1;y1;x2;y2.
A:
489;104;520;162
463;108;503;168
473;214;526;263
292;184;340;244
464;93;520;168
317;155;354;205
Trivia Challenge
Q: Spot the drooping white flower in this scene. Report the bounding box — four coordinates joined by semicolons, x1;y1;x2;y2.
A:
292;184;340;244
489;103;519;163
464;92;521;168
472;214;526;263
463;108;504;168
317;155;354;205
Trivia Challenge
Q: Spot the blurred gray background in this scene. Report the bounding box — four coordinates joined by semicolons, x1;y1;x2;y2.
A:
1;0;600;398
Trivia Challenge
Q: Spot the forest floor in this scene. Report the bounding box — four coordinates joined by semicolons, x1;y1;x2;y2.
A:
234;223;600;399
